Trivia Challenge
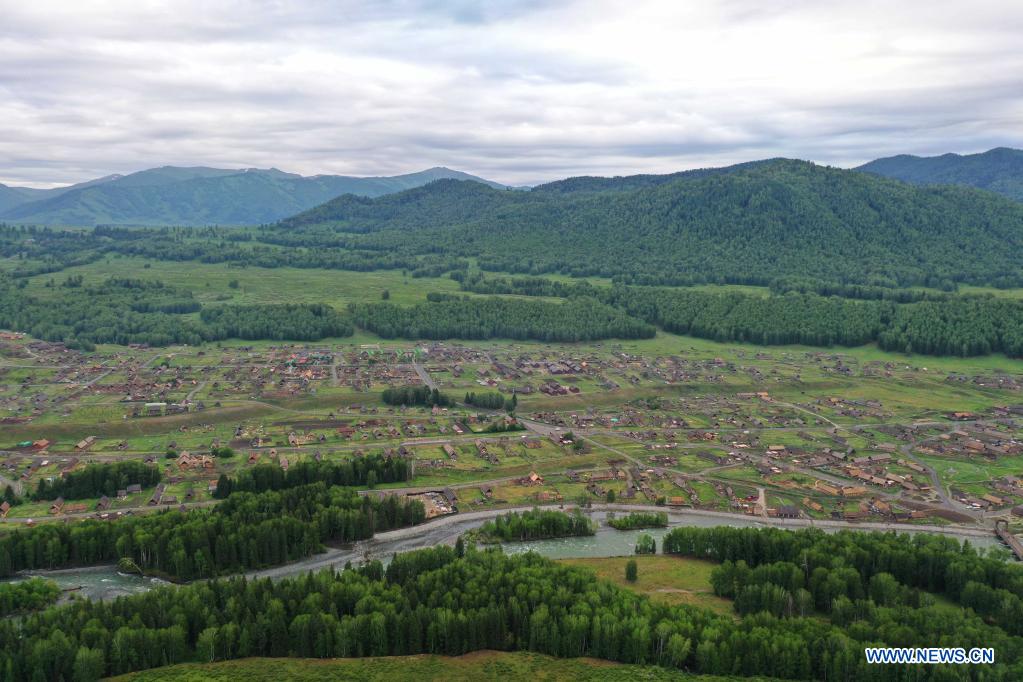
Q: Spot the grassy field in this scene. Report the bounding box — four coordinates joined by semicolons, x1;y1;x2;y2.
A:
110;652;763;681
21;256;460;308
556;555;733;614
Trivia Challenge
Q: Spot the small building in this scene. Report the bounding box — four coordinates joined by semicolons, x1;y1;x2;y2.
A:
75;436;97;451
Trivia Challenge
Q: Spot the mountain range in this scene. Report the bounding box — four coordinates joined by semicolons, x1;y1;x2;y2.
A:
276;157;1023;289
857;147;1023;202
0;166;504;226
2;147;1022;228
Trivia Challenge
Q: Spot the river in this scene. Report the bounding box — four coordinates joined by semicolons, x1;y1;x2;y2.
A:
12;565;164;601
9;508;1005;601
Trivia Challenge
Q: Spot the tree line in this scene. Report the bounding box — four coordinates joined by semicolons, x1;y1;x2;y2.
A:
349;296;655;343
381;385;454;407
662;524;1023;634
459;275;1023;357
32;461;160;502
213;456;411;499
0;482;423;581
464;391;515;411
198;303;352;341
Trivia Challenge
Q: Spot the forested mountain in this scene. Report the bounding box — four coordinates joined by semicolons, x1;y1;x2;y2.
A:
0;166;504;226
530;159;771;194
0;184;35;213
276;158;1023;289
858;147;1023;202
0;174;121;213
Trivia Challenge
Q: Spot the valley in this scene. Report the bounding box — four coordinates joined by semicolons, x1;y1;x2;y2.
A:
3;161;1023;681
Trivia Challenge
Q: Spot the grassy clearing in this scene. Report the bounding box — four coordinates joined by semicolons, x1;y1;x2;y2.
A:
22;256;461;308
556;555;733;614
110;651;757;681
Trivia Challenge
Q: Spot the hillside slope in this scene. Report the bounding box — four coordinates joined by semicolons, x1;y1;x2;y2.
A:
858;147;1023;201
110;652;760;682
0;166;503;226
0;184;36;213
275;159;1023;288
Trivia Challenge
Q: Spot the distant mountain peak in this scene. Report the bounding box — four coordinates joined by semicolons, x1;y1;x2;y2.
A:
0;164;506;226
858;147;1023;202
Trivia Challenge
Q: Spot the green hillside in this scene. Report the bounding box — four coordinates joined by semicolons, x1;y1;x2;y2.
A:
110;652;757;682
858;147;1023;202
277;158;1023;288
0;166;504;226
0;184;34;213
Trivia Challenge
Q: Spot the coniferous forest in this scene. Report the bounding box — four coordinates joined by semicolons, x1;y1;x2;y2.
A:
0;482;424;581
31;461;161;502
5;531;1023;681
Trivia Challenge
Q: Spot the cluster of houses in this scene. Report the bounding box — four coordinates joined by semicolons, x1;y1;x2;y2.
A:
473;440;499;465
915;424;1023;460
836;454;931;493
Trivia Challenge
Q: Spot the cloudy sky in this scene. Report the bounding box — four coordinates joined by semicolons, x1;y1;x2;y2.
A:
1;0;1021;188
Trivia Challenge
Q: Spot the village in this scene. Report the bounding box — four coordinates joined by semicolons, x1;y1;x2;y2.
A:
2;332;1023;556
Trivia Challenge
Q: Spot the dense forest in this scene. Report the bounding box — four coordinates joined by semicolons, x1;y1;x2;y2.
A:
473;509;596;543
32;461;161;502
663;525;1023;634
0;482;423;581
459;275;1023;357
0;578;60;617
277;159;1023;289
349;297;655;342
608;287;1023;357
4;541;1023;681
198;303;352;341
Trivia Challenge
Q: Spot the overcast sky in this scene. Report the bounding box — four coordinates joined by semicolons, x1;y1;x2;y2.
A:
1;0;1021;188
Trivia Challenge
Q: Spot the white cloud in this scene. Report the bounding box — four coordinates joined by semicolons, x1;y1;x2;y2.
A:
0;0;1021;187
